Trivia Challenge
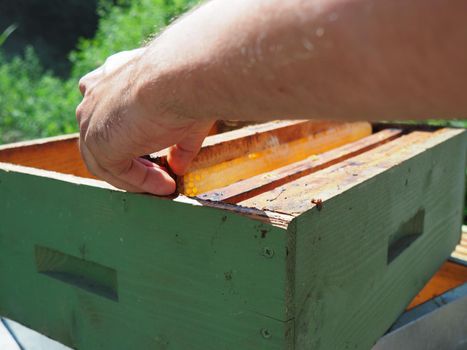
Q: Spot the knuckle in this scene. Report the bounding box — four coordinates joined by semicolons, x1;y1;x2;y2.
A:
104;54;115;66
78;77;88;95
107;50;127;62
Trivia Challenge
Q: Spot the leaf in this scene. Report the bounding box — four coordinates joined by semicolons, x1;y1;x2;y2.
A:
0;24;18;47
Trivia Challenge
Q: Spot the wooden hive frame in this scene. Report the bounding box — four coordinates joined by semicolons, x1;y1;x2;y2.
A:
0;121;465;350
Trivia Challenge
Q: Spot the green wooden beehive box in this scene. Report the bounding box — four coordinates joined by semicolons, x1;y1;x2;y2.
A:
0;121;465;349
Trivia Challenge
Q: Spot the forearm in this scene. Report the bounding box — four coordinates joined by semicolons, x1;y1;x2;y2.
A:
76;0;467;194
141;0;467;121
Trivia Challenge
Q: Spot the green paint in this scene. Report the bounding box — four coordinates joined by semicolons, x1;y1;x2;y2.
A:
0;171;291;349
35;245;119;301
292;132;466;349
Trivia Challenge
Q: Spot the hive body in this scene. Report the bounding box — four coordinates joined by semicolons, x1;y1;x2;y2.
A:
0;123;465;349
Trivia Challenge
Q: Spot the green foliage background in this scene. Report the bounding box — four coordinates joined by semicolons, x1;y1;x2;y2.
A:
0;0;100;75
0;0;198;144
0;0;465;221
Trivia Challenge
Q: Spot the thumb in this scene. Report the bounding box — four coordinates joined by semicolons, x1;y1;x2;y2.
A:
167;120;214;175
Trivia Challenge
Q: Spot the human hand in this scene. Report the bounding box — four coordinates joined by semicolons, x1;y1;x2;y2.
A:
76;48;214;195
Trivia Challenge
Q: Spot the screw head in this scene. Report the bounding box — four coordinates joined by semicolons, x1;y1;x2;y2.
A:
263;247;274;258
260;328;272;339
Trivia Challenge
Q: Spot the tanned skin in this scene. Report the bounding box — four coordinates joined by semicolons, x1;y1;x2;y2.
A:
76;0;467;195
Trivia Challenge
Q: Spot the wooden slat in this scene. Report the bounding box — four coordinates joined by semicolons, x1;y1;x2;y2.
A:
200;128;401;203
176;121;372;195
0;121;319;184
239;128;465;216
0;121;267;181
407;261;467;309
0;133;94;178
152;120;316;160
0;160;292;228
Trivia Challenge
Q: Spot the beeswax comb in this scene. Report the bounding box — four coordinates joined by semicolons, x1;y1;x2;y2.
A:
150;120;372;196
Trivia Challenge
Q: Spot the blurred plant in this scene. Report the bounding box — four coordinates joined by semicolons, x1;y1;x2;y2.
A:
0;47;80;143
70;0;199;79
0;0;198;144
0;24;17;47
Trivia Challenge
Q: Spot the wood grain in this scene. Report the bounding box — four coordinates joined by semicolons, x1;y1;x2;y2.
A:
0;168;292;350
0;160;293;228
35;245;119;301
291;129;466;349
199;129;401;203
155;120;328;160
178;121;372;195
240;128;465;216
0;133;94;178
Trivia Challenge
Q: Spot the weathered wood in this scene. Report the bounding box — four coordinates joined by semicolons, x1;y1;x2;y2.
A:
240;129;464;215
0;160;292;228
177;121;371;195
210;120;260;135
291;129;466;349
0;121;371;198
199;129;401;203
151;120;317;160
407;261;467;309
0;121;263;182
0;168;292;350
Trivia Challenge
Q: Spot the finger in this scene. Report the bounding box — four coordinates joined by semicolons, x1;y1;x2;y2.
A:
79;114;177;195
79;139;143;192
111;157;176;195
167;120;214;175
